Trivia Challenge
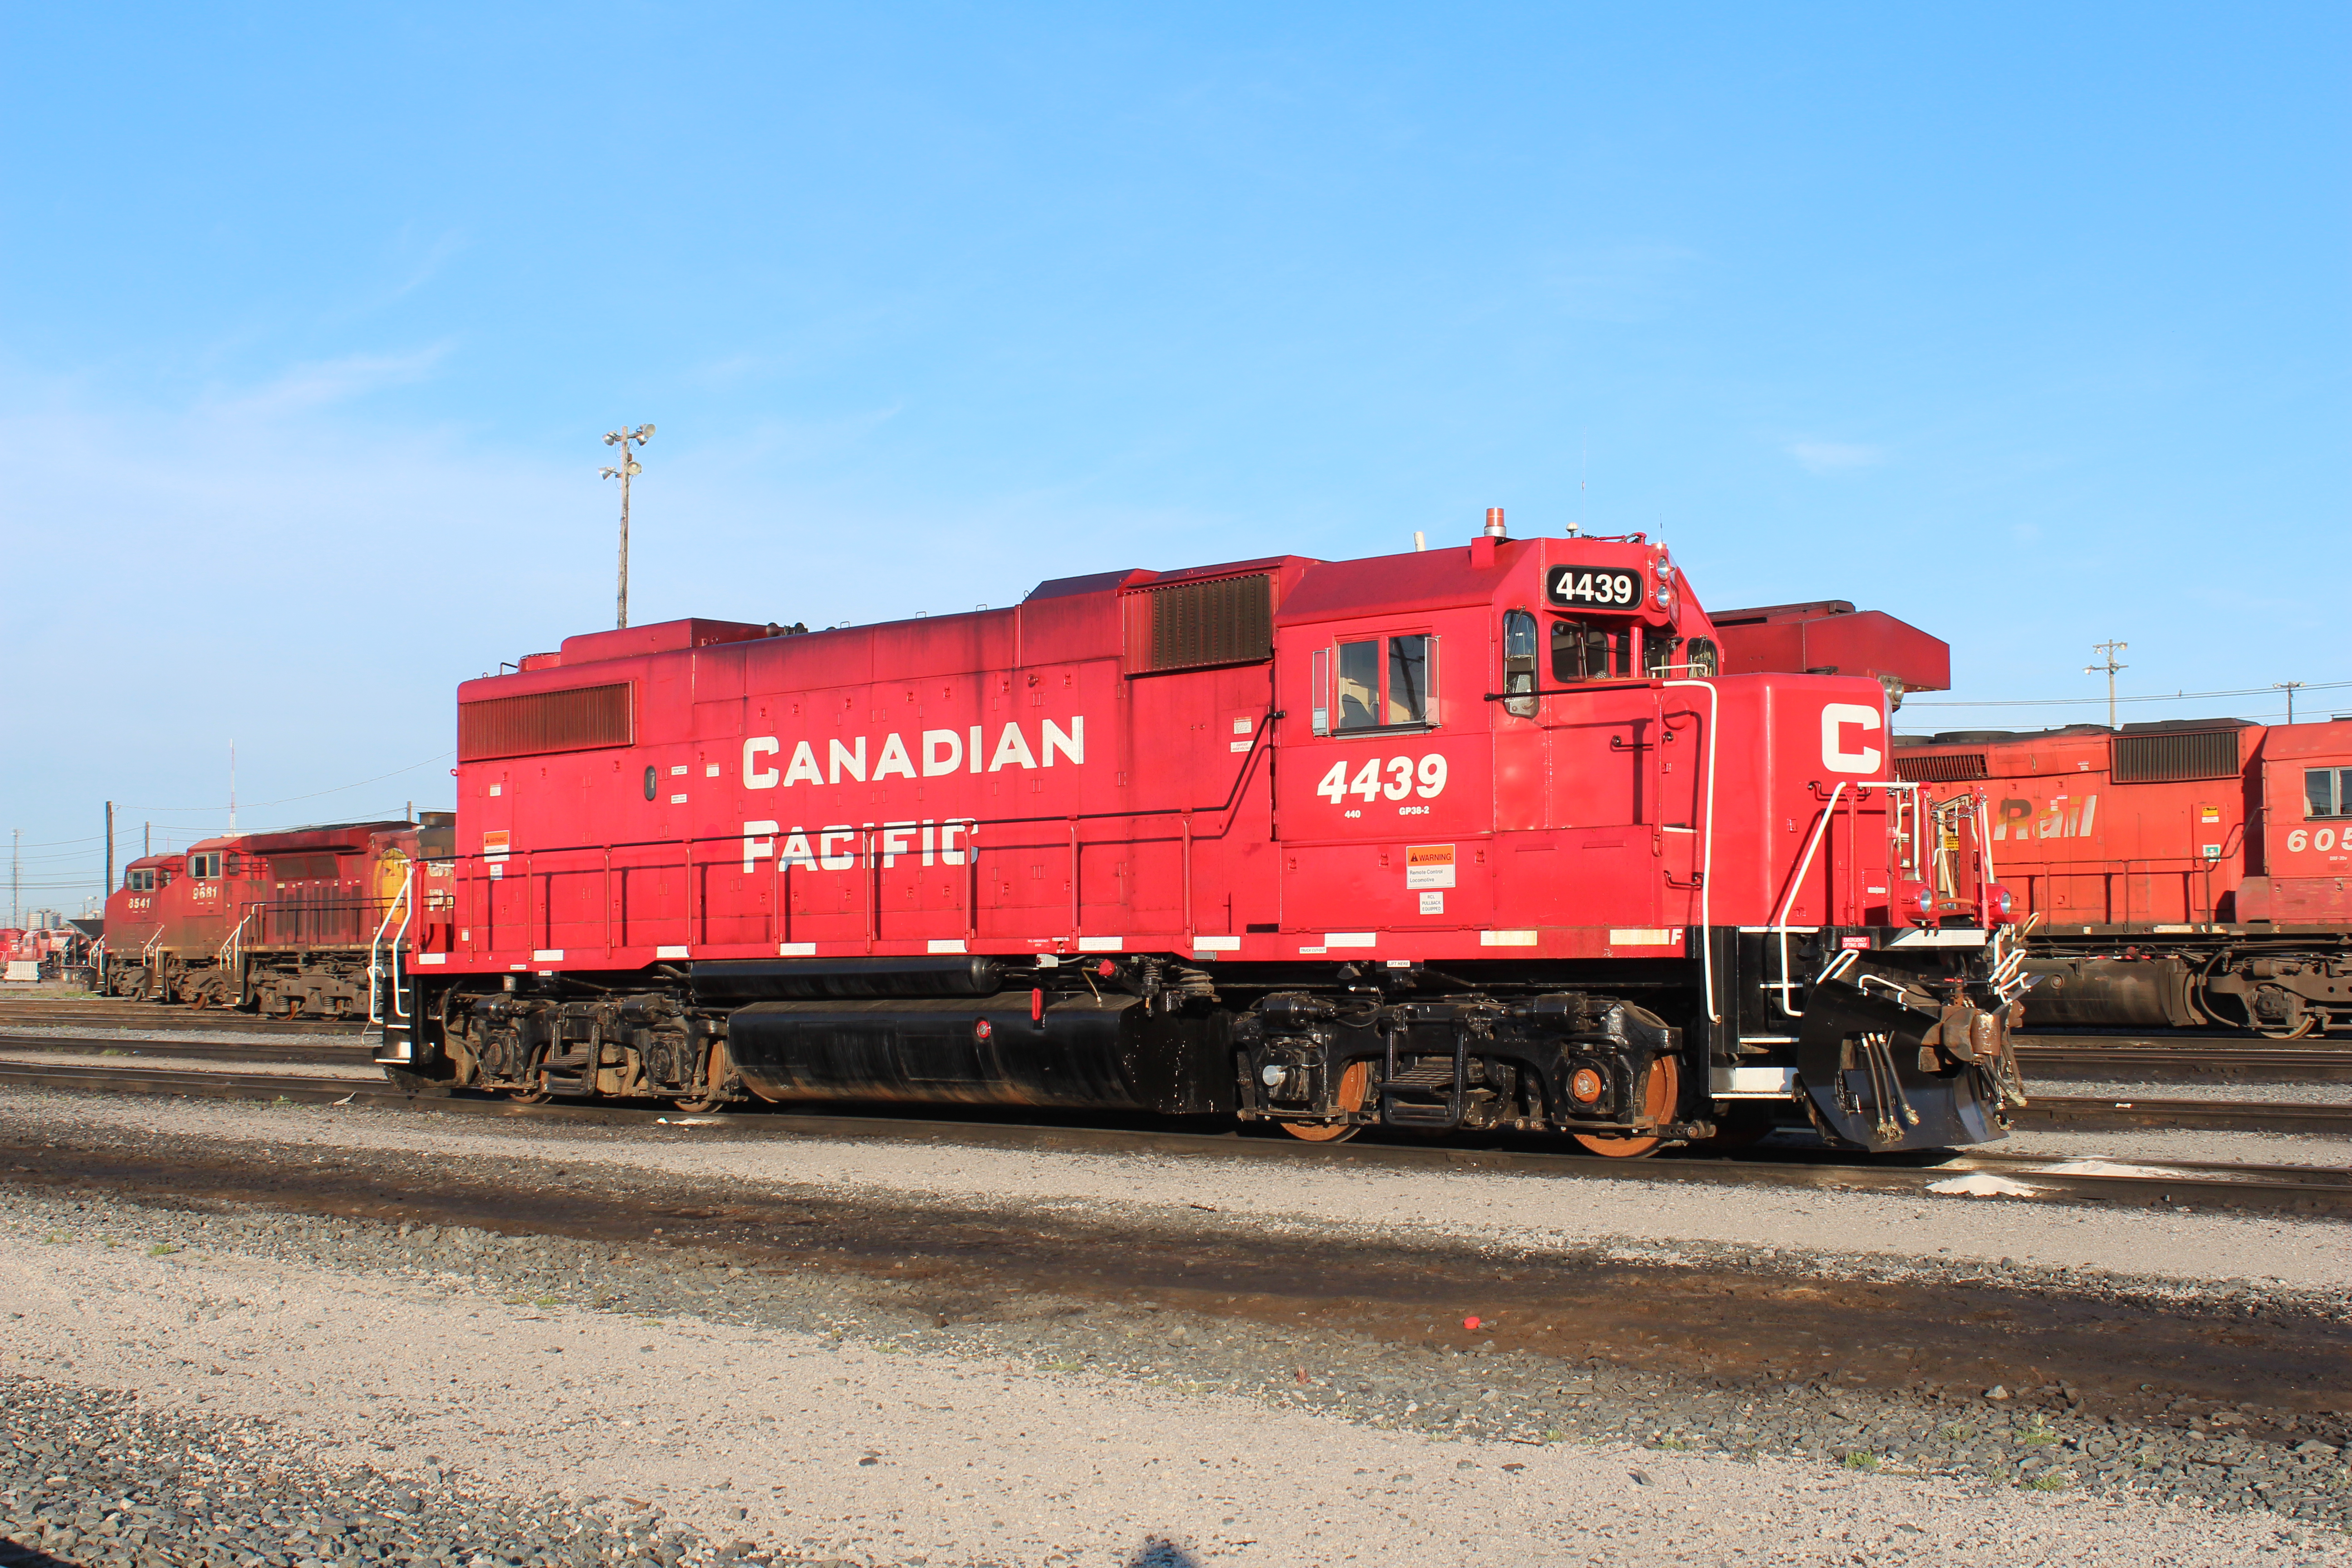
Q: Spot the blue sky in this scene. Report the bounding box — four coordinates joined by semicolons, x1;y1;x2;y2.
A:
3;3;2346;916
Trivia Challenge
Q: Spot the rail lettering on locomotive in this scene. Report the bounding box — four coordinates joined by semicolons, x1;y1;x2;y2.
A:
1897;718;2352;1038
361;517;2032;1156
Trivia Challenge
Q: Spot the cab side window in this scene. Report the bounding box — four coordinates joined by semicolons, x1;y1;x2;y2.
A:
1336;640;1380;730
1551;618;1630;682
2308;768;2350;819
1387;635;1430;725
126;869;156;892
188;852;223;879
1502;610;1538;718
1329;635;1440;732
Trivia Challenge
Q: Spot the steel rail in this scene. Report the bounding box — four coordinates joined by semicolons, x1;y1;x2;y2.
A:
2015;1094;2352;1137
0;1033;373;1065
2;1059;2344;1219
2019;1042;2352;1084
0;1002;364;1038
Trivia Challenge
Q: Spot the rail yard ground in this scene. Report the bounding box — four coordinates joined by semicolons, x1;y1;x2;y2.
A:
3;1058;2350;1568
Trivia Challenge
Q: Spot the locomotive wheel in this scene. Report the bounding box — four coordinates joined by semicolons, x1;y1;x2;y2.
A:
1279;1060;1372;1143
1570;1055;1681;1159
672;1039;736;1114
507;1073;556;1105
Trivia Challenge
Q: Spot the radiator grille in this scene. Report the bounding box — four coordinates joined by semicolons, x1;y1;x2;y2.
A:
458;682;633;761
1894;752;1988;782
1122;573;1274;674
2111;729;2241;784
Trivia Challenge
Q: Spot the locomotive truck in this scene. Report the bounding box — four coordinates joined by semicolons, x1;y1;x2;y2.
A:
1895;718;2352;1037
369;514;2029;1154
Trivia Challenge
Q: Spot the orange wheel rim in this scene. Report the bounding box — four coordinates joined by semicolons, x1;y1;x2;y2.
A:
1571;1054;1679;1159
1281;1059;1372;1143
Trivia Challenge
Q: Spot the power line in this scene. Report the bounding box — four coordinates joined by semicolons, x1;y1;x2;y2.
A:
120;751;455;814
1908;678;2352;709
6;832;106;850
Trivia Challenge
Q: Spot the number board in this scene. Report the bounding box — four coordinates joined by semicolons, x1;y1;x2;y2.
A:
1544;566;1643;609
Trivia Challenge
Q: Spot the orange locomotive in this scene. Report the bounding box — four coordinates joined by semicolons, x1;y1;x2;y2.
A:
1893;719;2352;1036
99;816;452;1017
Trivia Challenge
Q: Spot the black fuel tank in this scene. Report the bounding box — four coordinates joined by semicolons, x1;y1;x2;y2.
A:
2020;957;2204;1029
726;992;1233;1115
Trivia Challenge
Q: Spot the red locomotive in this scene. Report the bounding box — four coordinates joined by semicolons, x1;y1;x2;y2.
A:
372;515;2026;1155
99;818;451;1016
1895;719;2352;1036
1;923;90;980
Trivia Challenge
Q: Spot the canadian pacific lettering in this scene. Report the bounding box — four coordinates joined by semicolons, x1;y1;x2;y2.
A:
744;718;1082;790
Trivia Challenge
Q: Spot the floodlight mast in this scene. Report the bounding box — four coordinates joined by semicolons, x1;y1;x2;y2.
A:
600;423;655;629
2085;640;2128;730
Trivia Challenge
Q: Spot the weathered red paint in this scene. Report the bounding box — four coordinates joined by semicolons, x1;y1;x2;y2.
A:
1895;720;2352;928
425;533;1951;976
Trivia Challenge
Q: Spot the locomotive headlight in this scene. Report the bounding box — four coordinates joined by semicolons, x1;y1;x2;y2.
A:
1982;882;2016;924
1894;880;1935;925
1654;584;1671;607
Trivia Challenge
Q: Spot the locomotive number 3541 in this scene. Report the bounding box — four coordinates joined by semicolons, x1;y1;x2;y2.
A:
1315;755;1449;804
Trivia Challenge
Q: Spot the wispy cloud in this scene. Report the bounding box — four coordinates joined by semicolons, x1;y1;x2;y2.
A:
1786;439;1885;474
197;344;452;419
383;230;469;304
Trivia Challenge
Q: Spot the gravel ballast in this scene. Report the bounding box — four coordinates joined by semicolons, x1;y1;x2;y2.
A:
5;1085;2350;1565
5;1192;2347;1568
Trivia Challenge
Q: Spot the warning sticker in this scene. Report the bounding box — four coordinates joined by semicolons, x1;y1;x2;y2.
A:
2200;805;2221;824
482;830;511;864
1406;843;1456;890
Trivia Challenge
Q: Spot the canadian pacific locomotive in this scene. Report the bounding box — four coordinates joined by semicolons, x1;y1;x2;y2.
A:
365;514;2028;1155
1896;718;2352;1037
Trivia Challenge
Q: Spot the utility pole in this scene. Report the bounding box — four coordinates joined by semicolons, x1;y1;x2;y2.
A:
228;740;237;833
105;801;114;902
10;828;18;929
2085;640;2128;729
601;423;655;629
2276;681;2306;725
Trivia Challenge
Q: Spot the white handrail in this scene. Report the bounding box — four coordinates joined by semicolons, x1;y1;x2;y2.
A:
1661;680;1719;1023
216;908;258;1002
367;865;416;1027
1764;780;1848;1016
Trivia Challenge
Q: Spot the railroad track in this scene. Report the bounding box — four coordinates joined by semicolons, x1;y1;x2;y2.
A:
2019;1094;2352;1137
0;1000;365;1039
2015;1033;2352;1084
2;1036;2341;1133
1;1057;2343;1219
0;1033;372;1066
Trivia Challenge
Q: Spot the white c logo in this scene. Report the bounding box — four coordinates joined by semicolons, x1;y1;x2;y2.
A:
743;735;780;789
1821;703;1883;774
